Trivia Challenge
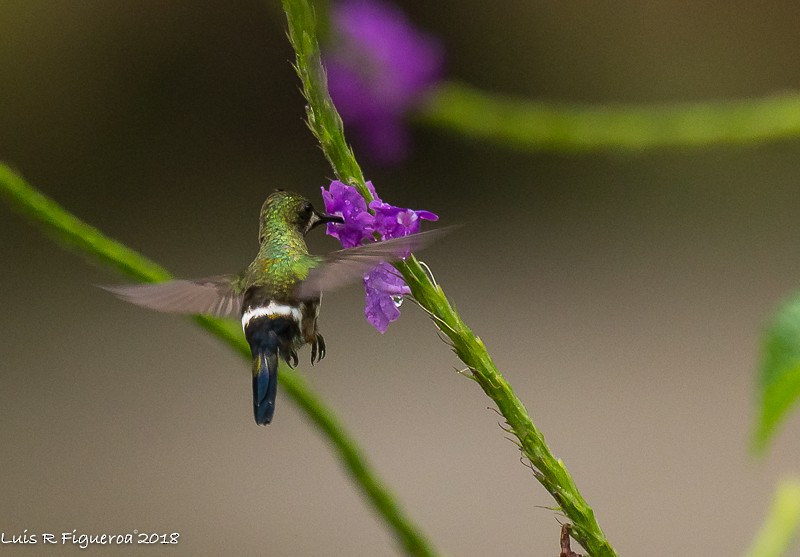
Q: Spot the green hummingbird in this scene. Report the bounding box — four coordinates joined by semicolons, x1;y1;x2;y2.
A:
104;190;443;425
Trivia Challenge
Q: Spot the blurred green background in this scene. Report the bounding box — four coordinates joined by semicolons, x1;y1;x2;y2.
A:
2;1;800;555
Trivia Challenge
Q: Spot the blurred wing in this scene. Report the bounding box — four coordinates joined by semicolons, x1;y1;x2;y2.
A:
100;275;242;317
296;227;453;299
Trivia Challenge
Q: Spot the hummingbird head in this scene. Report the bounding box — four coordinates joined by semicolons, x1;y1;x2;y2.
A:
259;190;344;241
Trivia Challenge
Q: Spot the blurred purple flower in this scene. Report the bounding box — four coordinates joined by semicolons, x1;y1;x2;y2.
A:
324;0;445;164
320;180;438;332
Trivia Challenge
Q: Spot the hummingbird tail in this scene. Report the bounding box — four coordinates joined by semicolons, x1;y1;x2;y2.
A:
252;349;279;425
244;305;302;425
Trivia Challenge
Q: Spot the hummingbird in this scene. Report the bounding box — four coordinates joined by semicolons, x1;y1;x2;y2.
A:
104;190;443;425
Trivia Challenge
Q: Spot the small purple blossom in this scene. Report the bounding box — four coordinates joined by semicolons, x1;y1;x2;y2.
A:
370;200;438;240
320;180;439;332
324;0;445;164
363;262;411;333
321;180;375;247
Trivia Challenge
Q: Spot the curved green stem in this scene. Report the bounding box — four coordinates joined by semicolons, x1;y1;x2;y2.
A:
0;163;439;557
280;0;616;555
418;81;800;152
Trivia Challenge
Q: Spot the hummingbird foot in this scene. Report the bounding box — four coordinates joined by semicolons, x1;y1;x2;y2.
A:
281;348;299;368
311;333;326;365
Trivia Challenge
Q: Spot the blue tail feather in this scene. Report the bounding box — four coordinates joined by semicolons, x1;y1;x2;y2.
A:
244;313;299;425
253;351;279;425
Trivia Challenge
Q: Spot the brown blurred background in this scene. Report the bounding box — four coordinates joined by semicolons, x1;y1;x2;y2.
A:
2;1;800;555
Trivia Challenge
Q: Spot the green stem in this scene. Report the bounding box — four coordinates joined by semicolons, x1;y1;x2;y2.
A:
418;80;800;152
744;479;800;557
398;257;615;557
0;163;438;557
282;0;371;202
280;1;616;555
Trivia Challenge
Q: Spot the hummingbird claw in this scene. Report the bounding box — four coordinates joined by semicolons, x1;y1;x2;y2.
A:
310;340;317;366
281;349;298;368
317;333;326;362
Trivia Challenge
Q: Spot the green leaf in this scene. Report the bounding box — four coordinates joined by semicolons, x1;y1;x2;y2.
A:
753;291;800;452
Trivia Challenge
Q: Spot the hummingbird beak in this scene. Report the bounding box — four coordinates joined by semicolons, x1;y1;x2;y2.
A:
309;210;344;231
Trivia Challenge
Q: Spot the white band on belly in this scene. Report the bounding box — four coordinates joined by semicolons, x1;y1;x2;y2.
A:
241;302;302;330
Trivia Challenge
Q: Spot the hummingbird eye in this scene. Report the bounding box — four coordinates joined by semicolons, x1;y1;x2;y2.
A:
300;202;313;216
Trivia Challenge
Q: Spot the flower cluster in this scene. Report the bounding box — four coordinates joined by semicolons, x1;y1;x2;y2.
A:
324;0;444;164
321;180;438;332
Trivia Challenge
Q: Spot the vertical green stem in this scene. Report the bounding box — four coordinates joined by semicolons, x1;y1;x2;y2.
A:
281;0;372;202
279;0;616;554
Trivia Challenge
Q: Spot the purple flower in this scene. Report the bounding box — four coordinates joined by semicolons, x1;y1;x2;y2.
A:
321;180;376;247
324;0;445;164
320;180;438;332
363;263;411;333
370;200;438;240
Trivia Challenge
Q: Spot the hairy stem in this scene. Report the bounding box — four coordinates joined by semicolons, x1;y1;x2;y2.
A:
398;257;615;557
282;0;372;202
280;0;616;555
